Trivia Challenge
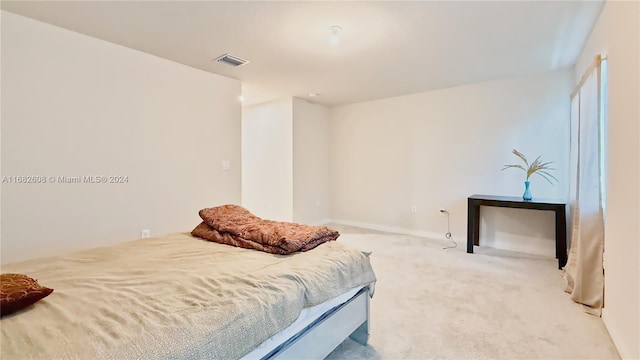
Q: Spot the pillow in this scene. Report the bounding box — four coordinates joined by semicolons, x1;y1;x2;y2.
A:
1;273;53;316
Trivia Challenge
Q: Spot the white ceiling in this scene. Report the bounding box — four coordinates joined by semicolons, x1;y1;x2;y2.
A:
1;1;603;107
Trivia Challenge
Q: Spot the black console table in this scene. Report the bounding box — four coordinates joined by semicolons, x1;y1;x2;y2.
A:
467;194;567;269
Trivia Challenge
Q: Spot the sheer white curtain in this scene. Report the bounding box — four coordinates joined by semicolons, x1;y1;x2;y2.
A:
564;55;605;316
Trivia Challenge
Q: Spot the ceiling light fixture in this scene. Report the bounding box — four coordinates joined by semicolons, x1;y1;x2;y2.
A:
329;26;342;46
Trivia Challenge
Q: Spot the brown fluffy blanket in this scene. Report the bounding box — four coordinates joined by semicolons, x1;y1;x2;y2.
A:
191;205;340;254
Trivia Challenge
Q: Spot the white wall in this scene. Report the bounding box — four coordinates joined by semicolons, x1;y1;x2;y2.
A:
1;11;242;263
575;1;639;358
242;98;293;221
330;70;573;256
292;98;330;225
0;11;3;251
242;97;331;224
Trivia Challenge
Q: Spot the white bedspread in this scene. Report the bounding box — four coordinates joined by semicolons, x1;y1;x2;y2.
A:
0;233;376;359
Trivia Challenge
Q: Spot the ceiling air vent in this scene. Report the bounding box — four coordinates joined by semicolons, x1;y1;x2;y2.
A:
214;53;249;67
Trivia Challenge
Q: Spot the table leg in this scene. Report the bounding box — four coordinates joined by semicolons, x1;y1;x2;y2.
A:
473;204;480;246
555;207;567;269
467;199;479;253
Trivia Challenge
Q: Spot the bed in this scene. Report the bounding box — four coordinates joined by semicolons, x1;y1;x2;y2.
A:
0;232;376;359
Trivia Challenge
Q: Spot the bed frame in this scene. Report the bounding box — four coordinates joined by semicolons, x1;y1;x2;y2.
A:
260;286;371;360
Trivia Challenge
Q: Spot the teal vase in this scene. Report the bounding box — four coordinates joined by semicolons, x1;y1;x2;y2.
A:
523;181;532;200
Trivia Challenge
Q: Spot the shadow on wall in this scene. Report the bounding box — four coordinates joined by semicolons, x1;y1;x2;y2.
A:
480;206;556;257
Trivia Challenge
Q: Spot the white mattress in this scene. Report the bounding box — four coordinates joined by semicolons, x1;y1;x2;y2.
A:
241;285;366;359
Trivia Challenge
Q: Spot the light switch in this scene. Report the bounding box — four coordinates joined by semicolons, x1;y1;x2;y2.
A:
221;160;231;170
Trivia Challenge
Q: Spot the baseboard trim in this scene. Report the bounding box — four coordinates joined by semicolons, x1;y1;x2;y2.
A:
326;218;457;242
602;308;636;359
308;218;332;226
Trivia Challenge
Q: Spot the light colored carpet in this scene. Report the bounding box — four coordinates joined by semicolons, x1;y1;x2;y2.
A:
325;224;620;360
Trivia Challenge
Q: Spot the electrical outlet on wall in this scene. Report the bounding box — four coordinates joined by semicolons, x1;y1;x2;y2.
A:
141;229;150;239
411;205;417;213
